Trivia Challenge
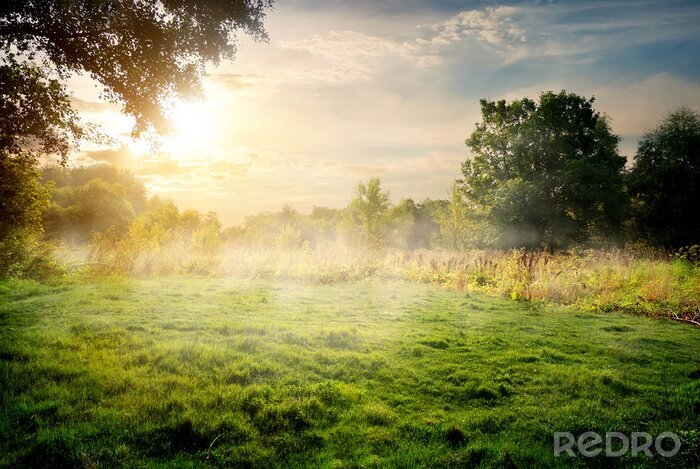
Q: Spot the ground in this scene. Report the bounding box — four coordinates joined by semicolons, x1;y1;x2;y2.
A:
0;276;698;467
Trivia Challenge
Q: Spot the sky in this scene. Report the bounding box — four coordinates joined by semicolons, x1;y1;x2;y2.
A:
68;0;700;226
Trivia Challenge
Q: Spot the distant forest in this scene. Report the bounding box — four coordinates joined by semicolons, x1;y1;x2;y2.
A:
36;97;700;252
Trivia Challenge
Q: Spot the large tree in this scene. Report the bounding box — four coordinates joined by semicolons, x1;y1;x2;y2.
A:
1;0;272;143
461;91;627;248
628;108;700;247
0;0;272;275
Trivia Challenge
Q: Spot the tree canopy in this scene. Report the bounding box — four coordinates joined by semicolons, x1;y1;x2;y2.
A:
461;90;627;248
0;1;272;275
628;107;700;247
344;177;391;245
0;0;273;161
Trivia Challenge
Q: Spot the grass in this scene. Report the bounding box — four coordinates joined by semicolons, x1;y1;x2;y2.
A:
76;241;700;318
397;248;700;317
0;276;698;467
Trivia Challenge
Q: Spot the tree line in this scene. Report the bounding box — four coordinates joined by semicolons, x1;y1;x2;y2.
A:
2;2;699;277
461;92;699;249
213;91;700;253
17;97;698;265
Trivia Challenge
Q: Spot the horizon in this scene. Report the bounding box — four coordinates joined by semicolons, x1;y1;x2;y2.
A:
66;0;700;225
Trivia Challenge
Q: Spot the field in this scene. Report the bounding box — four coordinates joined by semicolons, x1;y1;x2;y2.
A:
1;276;699;467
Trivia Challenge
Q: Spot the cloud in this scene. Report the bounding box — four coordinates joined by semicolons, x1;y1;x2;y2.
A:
430;6;525;47
70;96;118;114
131;148;261;191
271;5;529;85
136;159;183;176
208;157;256;178
491;1;700;66
83;145;134;167
208;73;259;92
318;159;379;177
277;30;441;84
319;151;463;178
280;30;408;58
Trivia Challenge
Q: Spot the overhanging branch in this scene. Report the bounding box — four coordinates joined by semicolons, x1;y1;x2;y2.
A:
0;23;114;40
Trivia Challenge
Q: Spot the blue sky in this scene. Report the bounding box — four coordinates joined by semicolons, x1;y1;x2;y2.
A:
71;0;700;225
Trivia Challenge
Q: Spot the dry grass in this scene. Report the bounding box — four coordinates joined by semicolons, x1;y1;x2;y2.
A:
397;247;700;317
75;237;700;319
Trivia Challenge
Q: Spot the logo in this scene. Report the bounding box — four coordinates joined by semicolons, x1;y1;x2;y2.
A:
554;431;681;458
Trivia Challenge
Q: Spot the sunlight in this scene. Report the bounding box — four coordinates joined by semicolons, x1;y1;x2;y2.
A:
127;137;151;156
122;101;219;157
167;101;215;153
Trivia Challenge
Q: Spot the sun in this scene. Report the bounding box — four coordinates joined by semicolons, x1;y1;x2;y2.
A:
167;101;215;152
124;100;219;157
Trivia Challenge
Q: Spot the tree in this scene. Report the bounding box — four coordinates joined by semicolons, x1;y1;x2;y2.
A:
0;154;52;276
44;179;136;242
1;0;272;138
42;163;148;212
628;108;700;247
1;1;271;275
462;91;627;248
411;199;446;249
386;198;418;249
306;206;343;242
343;177;391;246
41;164;150;242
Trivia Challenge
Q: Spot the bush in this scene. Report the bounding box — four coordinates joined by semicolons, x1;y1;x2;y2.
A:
0;231;63;279
0;153;59;279
87;208;223;276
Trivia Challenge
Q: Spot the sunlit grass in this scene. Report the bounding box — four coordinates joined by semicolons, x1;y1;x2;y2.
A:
84;235;700;318
1;276;698;466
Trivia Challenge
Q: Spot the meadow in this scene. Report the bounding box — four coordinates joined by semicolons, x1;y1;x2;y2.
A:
1;275;698;467
3;2;700;468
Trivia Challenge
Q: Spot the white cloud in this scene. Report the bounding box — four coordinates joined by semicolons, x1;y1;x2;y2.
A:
277;29;443;84
431;6;525;47
274;6;527;83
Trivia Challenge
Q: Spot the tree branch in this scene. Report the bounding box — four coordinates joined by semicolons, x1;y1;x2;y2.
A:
670;312;700;327
0;23;113;40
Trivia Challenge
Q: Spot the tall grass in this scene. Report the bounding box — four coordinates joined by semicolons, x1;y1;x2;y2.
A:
397;247;700;317
87;221;222;276
80;231;700;318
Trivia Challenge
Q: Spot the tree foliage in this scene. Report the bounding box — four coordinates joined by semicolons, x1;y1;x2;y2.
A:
1;0;272;136
628;107;700;247
462;90;627;248
41;164;147;242
0;61;85;161
219;178;443;250
0;0;272;276
0;154;53;276
343;177;391;246
0;155;49;241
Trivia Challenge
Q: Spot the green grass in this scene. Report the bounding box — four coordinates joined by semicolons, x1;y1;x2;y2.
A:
0;276;698;467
